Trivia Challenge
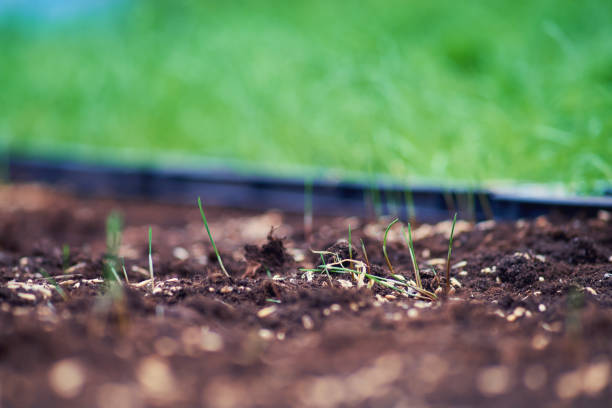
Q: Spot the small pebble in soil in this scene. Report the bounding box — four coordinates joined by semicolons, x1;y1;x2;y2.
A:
337;279;353;288
220;286;233;294
17;293;36;302
604;273;612;279
172;247;189;260
385;294;397;301
585;287;597;295
476;365;511;396
137;356;178;402
154;337;179;357
538;304;547;312
302;315;314;330
48;359;86;399
531;334;550;350
523;365;548;391
407;308;418;318
459;270;468;276
258;329;274;340
541;322;563;333
257;305;278;318
481;266;496;274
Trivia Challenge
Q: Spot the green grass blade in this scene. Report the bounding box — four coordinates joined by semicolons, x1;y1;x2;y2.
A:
148;227;155;289
445;213;458;295
401;223;422;289
121;257;129;284
197;197;230;278
360;239;370;271
40;268;68;301
382;218;399;274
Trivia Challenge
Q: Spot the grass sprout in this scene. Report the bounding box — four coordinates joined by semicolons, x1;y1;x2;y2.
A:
148;227;154;289
62;244;70;272
401;223;422;289
445;213;458;296
320;254;333;286
382;218;399;275
40;268;67;301
197;197;230;278
301;257;436;301
103;211;124;286
360;239;370;272
121;258;129;284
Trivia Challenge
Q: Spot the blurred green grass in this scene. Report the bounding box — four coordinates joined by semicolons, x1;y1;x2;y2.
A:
1;0;611;192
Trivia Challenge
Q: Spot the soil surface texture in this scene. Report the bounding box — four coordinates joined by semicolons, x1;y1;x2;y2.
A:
1;184;611;408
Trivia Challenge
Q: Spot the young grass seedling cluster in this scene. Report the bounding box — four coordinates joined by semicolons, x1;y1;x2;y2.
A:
197;197;230;278
304;214;459;302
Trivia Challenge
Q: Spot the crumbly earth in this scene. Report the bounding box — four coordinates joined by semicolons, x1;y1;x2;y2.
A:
0;184;611;408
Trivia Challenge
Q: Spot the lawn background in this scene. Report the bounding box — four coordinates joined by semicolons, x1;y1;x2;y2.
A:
1;0;611;193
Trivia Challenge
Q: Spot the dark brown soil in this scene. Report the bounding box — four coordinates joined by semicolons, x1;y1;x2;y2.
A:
1;184;611;408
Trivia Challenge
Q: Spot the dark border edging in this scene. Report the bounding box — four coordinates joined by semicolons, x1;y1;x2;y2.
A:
6;155;612;222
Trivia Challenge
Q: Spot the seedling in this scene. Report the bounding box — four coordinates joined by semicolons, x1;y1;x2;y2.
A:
106;212;122;257
360;239;370;270
320;254;333;286
61;244;70;272
40;268;67;301
121;258;129;284
445;213;458;296
197;197;230;278
148;227;154;289
103;212;124;285
300;258;436;301
382;218;399;275
401;223;422;289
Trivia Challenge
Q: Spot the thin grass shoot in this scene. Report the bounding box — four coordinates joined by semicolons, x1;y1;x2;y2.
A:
39;268;68;301
382;218;399;275
197;197;230;278
445;213;458;296
401;223;422;289
148;227;154;289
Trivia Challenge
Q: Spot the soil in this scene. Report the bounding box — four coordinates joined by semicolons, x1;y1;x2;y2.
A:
1;184;611;408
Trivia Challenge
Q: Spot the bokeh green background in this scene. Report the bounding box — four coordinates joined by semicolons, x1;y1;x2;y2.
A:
1;0;611;192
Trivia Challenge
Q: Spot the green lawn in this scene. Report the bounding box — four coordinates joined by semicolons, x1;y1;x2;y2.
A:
1;0;611;193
